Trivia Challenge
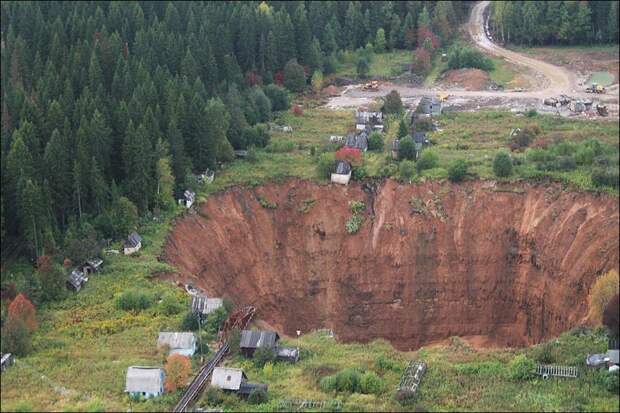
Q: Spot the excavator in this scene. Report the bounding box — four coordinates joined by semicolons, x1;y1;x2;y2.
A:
585;82;606;94
362;80;379;91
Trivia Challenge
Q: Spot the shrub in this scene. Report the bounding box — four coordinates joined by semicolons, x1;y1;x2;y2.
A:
416;150;438;173
378;162;398;178
356;58;370;78
86;398;105;412
180;311;199;331
248;389;268;404
320;375;338;392
204;385;225;406
115;290;152;312
535;341;556;364
447;43;494;71
265;140;295;153
594;370;619;393
384;90;403;115
493;151;513;177
448;159;468;182
246;146;258;163
264;84;290;111
159;292;183;316
228;329;241;355
360;372;384;394
1;316;32;355
398;137;416;160
335;147;362;166
603;294;619;338
205;306;229;334
368;132;384;151
507;354;535;381
284;59;306;92
508;127;538;151
335;368;361;392
253;346;277;368
554;155;576;171
399;160;416;181
316;153;336;179
397;119;409;139
8;293;37;332
525;108;537;117
292;104;304;116
414;117;432;132
589;270;619;323
36;259;66;303
395;388;416;405
375;355;400;372
349;200;366;214
591;167;619;189
164;354;191;392
243;124;271;148
345;214;365;234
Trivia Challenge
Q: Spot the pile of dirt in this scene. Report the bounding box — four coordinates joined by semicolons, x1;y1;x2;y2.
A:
164;179;619;351
439;68;490;90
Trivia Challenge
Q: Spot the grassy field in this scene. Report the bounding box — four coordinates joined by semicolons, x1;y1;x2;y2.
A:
332;50;413;79
1;106;618;412
488;56;520;87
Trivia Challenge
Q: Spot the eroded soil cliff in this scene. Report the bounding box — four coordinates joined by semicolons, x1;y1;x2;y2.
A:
164;179;619;350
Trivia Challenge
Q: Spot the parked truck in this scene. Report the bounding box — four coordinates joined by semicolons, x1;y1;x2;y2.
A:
586;83;606;94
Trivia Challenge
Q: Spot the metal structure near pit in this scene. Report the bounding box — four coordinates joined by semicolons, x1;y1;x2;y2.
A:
536;364;578;379
398;360;427;395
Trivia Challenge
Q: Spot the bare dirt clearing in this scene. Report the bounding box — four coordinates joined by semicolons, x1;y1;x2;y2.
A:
164;179;619;351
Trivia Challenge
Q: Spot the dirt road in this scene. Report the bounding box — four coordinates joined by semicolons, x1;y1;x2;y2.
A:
326;1;618;112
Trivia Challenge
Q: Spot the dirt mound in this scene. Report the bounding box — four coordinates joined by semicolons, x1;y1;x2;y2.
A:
164;179;619;351
440;68;490;90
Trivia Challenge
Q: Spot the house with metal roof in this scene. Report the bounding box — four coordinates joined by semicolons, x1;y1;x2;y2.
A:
191;296;223;316
125;366;165;399
124;232;142;255
211;367;268;396
344;129;369;152
331;160;352;185
157;332;197;357
1;353;14;372
276;346;300;363
355;108;384;131
81;258;103;275
66;268;88;292
179;189;196;209
239;330;280;358
416;96;442;116
608;339;619;365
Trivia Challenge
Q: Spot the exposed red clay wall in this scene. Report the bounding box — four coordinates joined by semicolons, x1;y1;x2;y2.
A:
164;179;619;351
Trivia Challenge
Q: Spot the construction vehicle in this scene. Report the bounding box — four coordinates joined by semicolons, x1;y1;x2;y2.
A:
586;83;606;94
362;80;379;91
596;104;609;116
437;92;449;102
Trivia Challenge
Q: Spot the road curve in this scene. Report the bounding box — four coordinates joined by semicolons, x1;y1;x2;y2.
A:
468;1;575;94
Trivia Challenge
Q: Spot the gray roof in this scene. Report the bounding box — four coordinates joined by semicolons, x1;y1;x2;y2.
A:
334;160;352;175
157;332;196;350
191;296;223;315
126;232;142;248
67;269;87;288
345;131;369;151
412;132;428;144
234;150;248;158
85;258;103;269
417;96;441;114
184;190;196;201
211;367;247;390
240;330;279;349
125;366;164;393
238;382;268;395
276;346;299;362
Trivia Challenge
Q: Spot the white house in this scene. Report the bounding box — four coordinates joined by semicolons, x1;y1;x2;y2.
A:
331;160;352;185
123;232;142;255
178;189;195;208
157;332;197;357
125;366;165;399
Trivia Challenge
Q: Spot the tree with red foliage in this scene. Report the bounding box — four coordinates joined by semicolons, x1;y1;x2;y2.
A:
335;147;362;166
292;105;304;116
245;71;260;87
274;71;285;86
36;255;52;274
8;293;37;332
417;27;440;50
411;47;432;75
603;294;619;338
164;354;191;392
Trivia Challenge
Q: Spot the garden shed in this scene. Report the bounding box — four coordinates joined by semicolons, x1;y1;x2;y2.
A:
239;330;280;358
157;332;197;356
330;160;352;185
191;295;223;316
124;232;142;255
66;269;88;292
125;366;165;398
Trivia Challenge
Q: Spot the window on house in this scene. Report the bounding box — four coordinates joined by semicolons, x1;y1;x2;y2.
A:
227;375;231;381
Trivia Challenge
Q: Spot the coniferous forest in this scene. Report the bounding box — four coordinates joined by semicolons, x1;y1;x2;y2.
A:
0;1;473;266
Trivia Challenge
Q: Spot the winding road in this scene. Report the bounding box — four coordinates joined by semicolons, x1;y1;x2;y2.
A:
326;1;618;111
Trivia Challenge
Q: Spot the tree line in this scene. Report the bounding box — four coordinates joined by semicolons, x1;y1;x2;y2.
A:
490;1;619;45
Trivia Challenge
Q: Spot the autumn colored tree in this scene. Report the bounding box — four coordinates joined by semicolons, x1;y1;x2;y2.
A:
8;293;37;332
589;270;619;324
164;354;191;392
603;294;619;338
335;147;362;166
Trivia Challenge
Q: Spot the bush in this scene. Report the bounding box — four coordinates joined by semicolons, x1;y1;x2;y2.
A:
508;127;538;151
594;370;619;393
554;155;576;171
320;375;338;392
243;124;271;148
264;84;290;111
384;90;403;115
398;137;416;160
204;385;225;406
493;151;513;177
416;150;438;173
535;341;556;364
205;306;229;334
345;214;365;234
253;346;277;368
1;316;32;355
368;132;384;151
525;108;537;117
284;59;306;92
591;167;619;189
589;270;619;323
448;159;469;182
378;162;398;178
357;58;370;78
159;292;183;316
248;388;268;404
397;119;409;139
292;104;304;116
180;311;199;331
115;290;152;312
395;389;416;405
375;355;400;372
399;160;416;181
316;153;336;179
360;372;384;394
335;368;361;392
265;140;295;153
447;43;494;71
164;354;191;392
353;165;368;181
507;355;535;381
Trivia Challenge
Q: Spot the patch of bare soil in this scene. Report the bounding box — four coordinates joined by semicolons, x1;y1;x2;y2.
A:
439;68;490;90
164;179;619;351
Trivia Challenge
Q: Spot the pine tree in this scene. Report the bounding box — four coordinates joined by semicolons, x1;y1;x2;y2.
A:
44;129;73;227
375;28;386;53
225;84;249;150
122;121;153;212
609;2;619;43
155;139;175;211
293;3;312;65
205;98;233;166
